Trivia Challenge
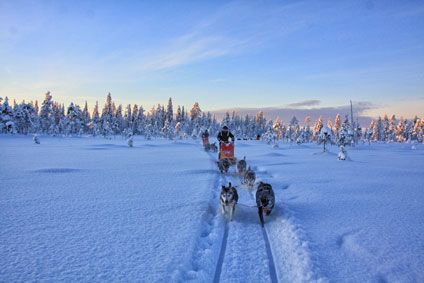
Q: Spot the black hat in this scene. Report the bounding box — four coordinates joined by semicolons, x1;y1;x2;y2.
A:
223;126;228;130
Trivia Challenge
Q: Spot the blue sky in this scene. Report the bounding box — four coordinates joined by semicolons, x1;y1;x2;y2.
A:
1;0;423;118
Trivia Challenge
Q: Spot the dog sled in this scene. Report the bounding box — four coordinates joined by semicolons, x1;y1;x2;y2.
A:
202;137;210;151
219;142;237;165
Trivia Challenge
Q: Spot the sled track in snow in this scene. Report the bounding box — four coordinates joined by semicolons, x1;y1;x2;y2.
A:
200;149;279;283
212;222;229;283
208;152;231;283
263;226;278;283
247;188;279;283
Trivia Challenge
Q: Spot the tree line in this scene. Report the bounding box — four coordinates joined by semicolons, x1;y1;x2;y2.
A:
1;92;423;145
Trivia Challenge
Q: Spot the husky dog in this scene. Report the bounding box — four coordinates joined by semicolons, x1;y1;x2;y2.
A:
210;142;218;152
256;182;275;227
220;182;239;221
244;165;256;187
237;156;247;174
338;146;347;160
217;158;230;173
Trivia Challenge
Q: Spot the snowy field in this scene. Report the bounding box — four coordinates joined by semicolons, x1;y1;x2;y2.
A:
1;135;423;282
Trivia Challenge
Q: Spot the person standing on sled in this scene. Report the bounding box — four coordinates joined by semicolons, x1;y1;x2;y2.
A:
202;129;209;139
217;126;234;158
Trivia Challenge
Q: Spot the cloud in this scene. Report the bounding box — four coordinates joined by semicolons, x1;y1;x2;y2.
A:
133;1;310;73
137;34;241;71
287;100;321;108
210;101;377;126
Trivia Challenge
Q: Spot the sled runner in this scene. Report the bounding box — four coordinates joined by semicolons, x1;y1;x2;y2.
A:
219;142;237;165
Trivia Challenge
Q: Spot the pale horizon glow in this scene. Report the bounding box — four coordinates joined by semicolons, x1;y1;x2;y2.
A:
1;0;423;119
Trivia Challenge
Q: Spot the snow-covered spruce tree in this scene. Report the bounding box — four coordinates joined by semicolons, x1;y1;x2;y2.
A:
40;91;54;134
14;102;38;134
412;118;422;142
382;114;389;142
166;97;173;123
313;116;323;142
338;146;347;160
123;104;132;132
319;126;332;152
375;116;383;142
421;117;424;143
364;128;373;145
89;101;101;136
370;120;377;141
131;104;139;134
175;105;182;123
396;117;405;142
114;104;123;136
136;105;146;136
0;97;15;133
127;133;133;147
256;111;266;137
82;101;90;133
273;117;283;140
334;114;341;143
64;102;83;136
356;122;362;143
101;93;114;138
222;112;230;128
190;102;202;135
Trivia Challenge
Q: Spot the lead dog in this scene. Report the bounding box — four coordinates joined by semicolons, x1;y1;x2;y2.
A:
256;182;275;227
217;158;230;173
220;182;238;221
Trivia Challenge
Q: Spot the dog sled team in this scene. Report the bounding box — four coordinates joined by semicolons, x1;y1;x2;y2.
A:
204;126;276;227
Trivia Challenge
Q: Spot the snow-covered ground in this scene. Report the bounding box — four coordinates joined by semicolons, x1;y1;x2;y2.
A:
1;135;423;282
